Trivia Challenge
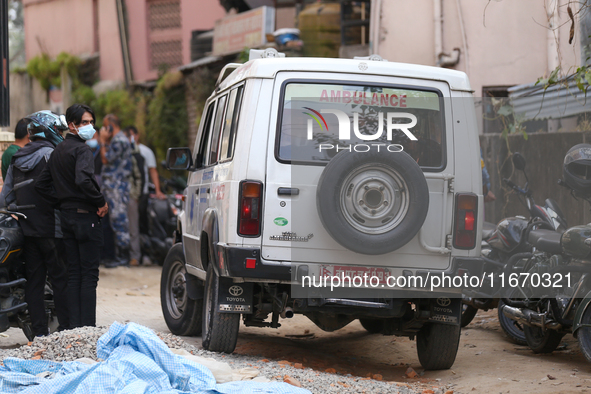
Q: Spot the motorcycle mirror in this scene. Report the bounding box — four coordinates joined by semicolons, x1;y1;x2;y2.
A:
12;179;34;192
4;179;34;204
512;152;526;171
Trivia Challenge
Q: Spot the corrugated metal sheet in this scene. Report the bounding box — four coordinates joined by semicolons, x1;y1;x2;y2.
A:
508;80;591;120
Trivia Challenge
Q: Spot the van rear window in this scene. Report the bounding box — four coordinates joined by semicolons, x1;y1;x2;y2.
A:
277;82;445;169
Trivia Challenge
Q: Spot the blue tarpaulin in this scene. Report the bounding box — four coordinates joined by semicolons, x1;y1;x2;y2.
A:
0;322;311;394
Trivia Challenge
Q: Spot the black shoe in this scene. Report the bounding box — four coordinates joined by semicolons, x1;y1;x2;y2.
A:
103;260;121;268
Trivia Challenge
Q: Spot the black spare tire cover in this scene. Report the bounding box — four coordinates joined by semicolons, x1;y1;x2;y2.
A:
316;150;429;255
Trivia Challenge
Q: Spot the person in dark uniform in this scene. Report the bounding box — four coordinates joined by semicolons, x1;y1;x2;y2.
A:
0;111;69;337
36;104;108;328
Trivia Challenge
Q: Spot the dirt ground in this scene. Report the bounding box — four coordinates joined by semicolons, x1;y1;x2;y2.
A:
2;265;591;393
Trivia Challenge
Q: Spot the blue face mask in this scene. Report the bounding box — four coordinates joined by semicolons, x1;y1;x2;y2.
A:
86;139;99;149
77;124;96;140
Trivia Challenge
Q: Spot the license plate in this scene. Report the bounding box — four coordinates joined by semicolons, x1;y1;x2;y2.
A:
320;265;391;285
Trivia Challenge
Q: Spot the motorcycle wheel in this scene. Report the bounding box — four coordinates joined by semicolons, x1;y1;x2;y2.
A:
576;304;591;363
497;292;527;346
460;304;478;328
523;324;564;353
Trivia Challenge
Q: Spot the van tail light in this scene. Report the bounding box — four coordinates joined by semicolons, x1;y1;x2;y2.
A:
453;193;478;249
238;181;263;236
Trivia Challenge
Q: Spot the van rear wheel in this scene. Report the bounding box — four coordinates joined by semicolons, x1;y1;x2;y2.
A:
359;318;384;334
416;323;460;370
201;264;240;353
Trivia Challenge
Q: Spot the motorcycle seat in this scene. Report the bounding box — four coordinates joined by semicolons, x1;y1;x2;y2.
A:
528;229;562;254
482;221;496;241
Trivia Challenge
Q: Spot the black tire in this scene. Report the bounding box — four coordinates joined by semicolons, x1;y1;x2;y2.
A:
497;299;527;346
160;243;203;336
316;150;429;255
523;324;564;353
201;264;240;353
460;304;478;328
416;323;461;370
359;318;384;334
577;304;591;362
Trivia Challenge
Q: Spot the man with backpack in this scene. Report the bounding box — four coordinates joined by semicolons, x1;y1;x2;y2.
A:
0;111;70;336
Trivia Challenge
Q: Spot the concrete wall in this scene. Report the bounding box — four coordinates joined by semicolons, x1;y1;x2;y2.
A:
372;0;580;96
481;132;591;228
9;72;50;133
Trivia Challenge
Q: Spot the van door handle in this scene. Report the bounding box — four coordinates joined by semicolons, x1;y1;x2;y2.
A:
278;187;299;196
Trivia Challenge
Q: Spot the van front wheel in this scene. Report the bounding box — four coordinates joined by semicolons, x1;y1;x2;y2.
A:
160;244;203;336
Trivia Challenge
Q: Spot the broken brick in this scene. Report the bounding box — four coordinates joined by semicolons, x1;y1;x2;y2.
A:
406;367;418;378
283;376;301;387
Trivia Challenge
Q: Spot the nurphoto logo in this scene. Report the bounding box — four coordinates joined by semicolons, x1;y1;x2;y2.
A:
303;107;418;153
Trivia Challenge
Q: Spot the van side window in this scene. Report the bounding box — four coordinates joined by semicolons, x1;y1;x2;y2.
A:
219;86;244;162
208;95;227;165
195;101;216;168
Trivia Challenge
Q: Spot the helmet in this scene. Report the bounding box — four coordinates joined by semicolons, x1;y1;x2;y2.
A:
563;144;591;197
25;110;67;146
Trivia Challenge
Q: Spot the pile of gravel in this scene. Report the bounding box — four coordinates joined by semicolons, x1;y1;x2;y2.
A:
0;326;455;394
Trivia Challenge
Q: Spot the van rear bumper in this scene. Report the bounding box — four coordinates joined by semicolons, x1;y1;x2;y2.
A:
216;244;485;292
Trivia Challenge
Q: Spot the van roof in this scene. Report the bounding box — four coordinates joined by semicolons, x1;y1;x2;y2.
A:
218;57;473;92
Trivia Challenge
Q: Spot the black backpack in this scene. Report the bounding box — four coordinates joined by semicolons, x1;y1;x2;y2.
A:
132;150;146;195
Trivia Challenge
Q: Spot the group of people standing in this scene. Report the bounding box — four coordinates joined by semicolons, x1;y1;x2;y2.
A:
0;103;162;338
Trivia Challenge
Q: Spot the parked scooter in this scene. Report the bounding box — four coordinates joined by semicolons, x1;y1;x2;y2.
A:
461;152;567;345
0;180;58;340
500;144;591;361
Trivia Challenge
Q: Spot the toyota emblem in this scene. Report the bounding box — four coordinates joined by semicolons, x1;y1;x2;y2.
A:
437;297;451;307
229;285;244;296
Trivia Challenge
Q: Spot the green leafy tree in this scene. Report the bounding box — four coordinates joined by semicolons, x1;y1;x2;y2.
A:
146;71;188;167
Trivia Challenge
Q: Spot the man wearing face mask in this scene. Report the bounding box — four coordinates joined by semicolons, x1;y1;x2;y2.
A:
36;103;108;328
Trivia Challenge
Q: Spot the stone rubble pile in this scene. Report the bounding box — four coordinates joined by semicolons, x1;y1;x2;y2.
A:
0;326;454;394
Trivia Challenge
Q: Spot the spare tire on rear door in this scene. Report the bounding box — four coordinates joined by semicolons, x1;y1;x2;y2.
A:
316;150;429;255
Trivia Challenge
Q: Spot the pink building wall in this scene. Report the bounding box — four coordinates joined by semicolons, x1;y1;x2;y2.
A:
180;0;226;65
24;0;95;60
25;0;226;84
97;0;125;82
25;0;124;82
126;0;226;83
126;1;155;82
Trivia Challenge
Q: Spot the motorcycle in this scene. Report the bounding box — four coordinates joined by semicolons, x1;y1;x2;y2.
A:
461;152;567;346
139;178;182;266
0;180;58;341
499;192;591;357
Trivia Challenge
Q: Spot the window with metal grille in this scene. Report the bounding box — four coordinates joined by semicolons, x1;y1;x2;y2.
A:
148;0;182;70
150;40;182;69
148;1;181;30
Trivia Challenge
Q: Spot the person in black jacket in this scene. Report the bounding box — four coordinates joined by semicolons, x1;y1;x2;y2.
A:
36;104;108;328
0;110;70;337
